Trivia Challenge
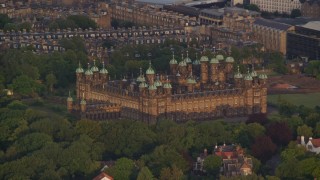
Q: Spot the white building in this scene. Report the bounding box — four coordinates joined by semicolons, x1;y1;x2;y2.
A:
300;136;320;154
250;0;301;14
231;0;244;6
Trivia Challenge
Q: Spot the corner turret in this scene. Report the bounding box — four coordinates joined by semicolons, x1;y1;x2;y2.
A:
200;55;209;84
67;91;73;113
169;52;178;75
146;61;155;84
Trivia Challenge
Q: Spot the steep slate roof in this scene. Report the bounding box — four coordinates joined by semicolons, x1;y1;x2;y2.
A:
200;8;224;16
254;18;292;30
302;21;320;31
305;0;320;5
311;138;320;148
93;172;113;180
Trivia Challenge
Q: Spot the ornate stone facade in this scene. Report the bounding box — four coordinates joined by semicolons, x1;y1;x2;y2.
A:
68;53;267;123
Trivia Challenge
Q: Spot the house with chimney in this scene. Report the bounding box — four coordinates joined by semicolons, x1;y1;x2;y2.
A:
299;136;320;154
193;144;253;177
93;172;113;180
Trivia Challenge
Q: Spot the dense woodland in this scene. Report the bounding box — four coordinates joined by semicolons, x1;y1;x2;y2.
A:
0;96;320;179
0;35;320;179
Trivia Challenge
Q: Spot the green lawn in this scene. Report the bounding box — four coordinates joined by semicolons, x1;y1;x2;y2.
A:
268;93;320;108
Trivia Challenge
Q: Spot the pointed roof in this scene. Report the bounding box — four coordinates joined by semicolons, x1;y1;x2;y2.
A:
193;53;200;65
136;67;146;82
226;56;235;63
99;62;108;74
91;60;99;72
311;138;320;148
179;53;187;66
146;61;155;75
80;93;86;105
244;68;253;81
210;57;219;64
148;83;157;90
67;91;73;102
139;81;148;88
85;63;93;76
251;64;257;77
216;54;224;61
154;75;163;87
258;67;268;79
234;65;243;79
93;172;114;180
76;61;84;73
184;51;192;63
240;162;252;169
187;72;196;84
200;55;209;62
169;52;178;65
163;76;172;89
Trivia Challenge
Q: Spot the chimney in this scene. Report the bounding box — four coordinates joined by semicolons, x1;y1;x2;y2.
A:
301;136;305;145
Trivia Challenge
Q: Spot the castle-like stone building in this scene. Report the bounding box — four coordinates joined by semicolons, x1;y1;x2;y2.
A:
67;53;267;123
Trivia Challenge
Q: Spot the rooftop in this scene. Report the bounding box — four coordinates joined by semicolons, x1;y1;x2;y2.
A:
273;17;320;26
254;18;292;31
200;8;224;16
301;21;320;31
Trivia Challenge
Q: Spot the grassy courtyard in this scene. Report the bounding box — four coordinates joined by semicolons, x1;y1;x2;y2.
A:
268;93;320;108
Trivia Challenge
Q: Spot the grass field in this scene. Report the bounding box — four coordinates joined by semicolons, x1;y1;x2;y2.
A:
268;93;320;108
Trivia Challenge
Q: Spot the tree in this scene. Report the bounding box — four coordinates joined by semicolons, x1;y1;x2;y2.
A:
278;100;296;117
11;75;39;97
285;115;303;133
244;4;260;12
275;159;300;179
251;136;277;162
141;145;189;176
297;125;313;139
280;142;305;161
67;15;97;30
290;9;301;18
246;113;268;125
137;166;154;180
297;158;320;179
305;60;320;78
6;132;52;157
3;23;17;32
156;121;196;151
75;120;102;139
159;165;184;180
18;22;32;32
106;158;135;180
100;120;156;158
313;167;320;179
203;155;222;176
45;73;57;93
235;123;265;148
314;123;320;137
0;14;11;29
267;122;292;146
194;121;232;151
304;113;320;127
59;135;99;178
